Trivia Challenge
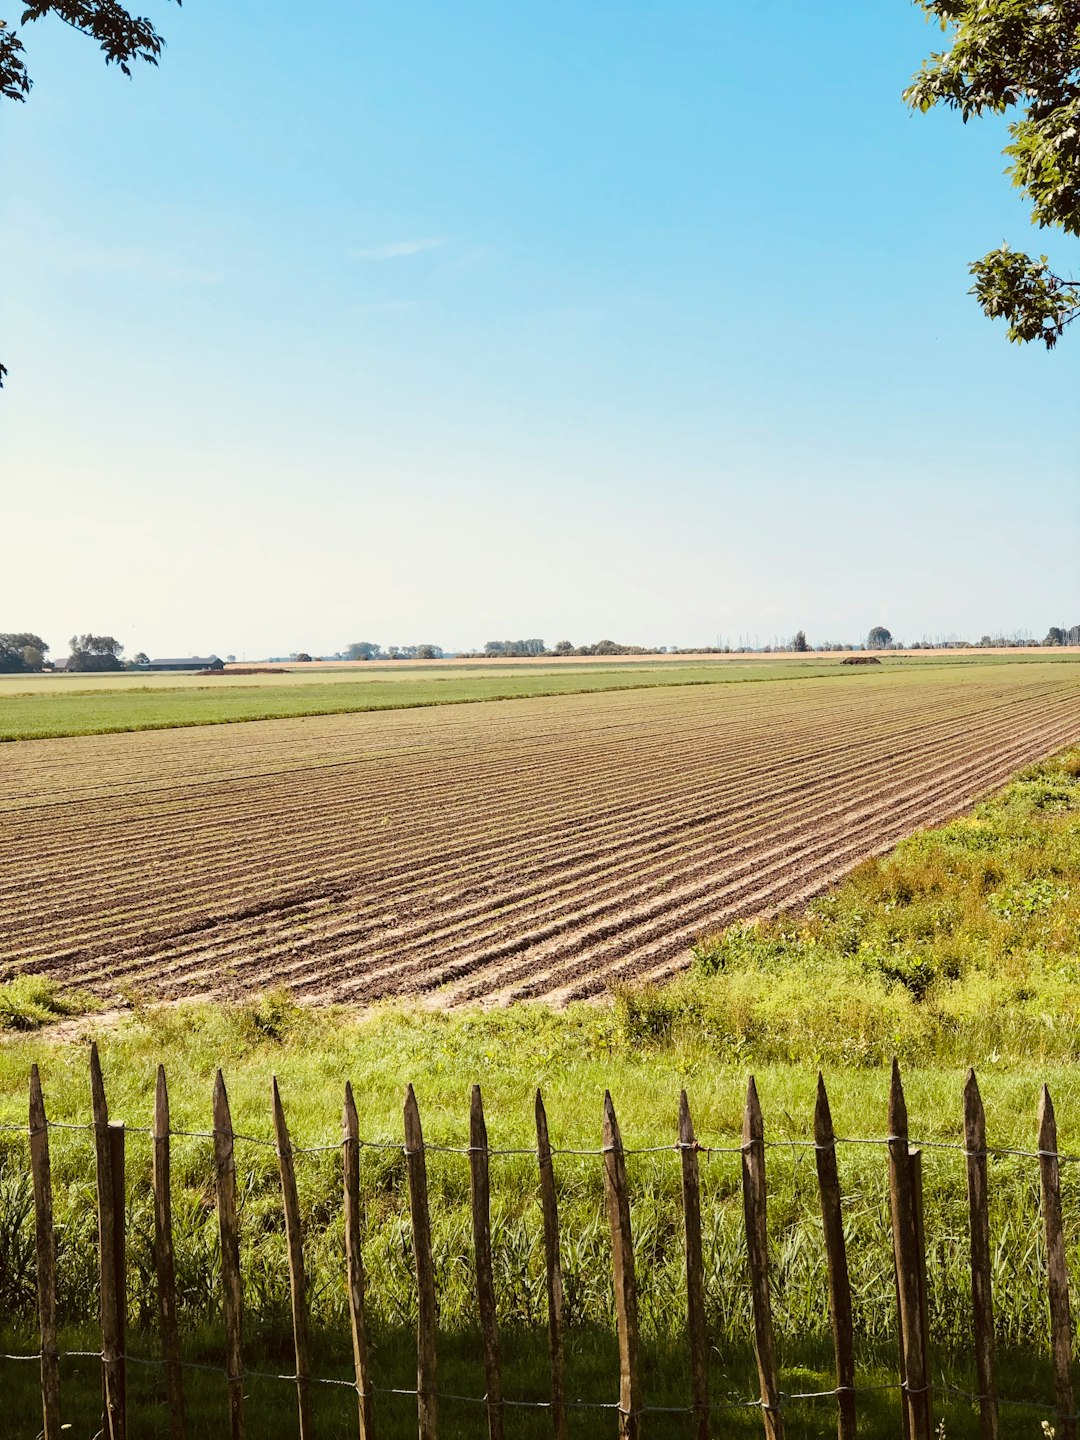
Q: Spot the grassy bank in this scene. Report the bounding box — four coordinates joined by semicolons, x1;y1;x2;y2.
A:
0;999;1076;1437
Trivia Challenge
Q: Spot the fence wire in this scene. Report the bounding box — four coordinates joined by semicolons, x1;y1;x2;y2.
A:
6;1345;1078;1421
2;1116;1077;1164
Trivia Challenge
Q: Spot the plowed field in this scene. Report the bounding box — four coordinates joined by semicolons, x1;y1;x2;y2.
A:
3;663;1080;1007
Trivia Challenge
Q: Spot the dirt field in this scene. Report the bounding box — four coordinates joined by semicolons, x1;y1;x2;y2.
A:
3;662;1080;1007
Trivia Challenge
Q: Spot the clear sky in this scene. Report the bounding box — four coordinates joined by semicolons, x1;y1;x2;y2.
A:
2;1;1077;658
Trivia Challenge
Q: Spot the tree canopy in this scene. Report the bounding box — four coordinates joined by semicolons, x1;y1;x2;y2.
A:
69;633;124;671
867;625;893;649
906;1;1080;347
0;631;48;672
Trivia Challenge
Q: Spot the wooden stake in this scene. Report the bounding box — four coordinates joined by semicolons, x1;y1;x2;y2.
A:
678;1091;709;1440
814;1075;856;1440
213;1069;245;1440
742;1076;783;1440
404;1084;437;1440
153;1066;186;1440
470;1086;504;1440
603;1090;640;1440
535;1089;568;1440
272;1078;312;1439
344;1082;375;1440
887;1061;931;1440
910;1148;930;1417
29;1064;60;1440
1038;1085;1075;1440
110;1121;127;1426
962;1071;998;1440
91;1042;125;1440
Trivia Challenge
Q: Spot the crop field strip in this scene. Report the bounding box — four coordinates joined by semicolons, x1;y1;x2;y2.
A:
3;664;1080;1006
4;668;1077;996
4;673;1077;990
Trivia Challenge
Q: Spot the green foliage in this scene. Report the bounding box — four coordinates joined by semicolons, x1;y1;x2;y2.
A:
906;1;1080;346
0;632;47;674
969;246;1080;348
67;632;124;673
1;2;176;102
0;975;95;1030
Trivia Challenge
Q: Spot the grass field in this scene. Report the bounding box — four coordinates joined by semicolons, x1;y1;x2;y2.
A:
0;657;846;741
3;659;1080;1008
3;651;1077;742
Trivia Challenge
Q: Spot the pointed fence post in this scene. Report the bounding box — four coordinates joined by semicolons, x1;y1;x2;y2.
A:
404;1084;438;1440
1038;1085;1075;1440
742;1076;783;1440
813;1075;856;1440
153;1067;186;1440
887;1062;931;1440
272;1078;313;1440
90;1042;126;1440
343;1083;375;1440
29;1065;61;1440
964;1071;998;1440
603;1090;640;1440
678;1091;709;1440
470;1086;504;1440
535;1090;568;1440
213;1070;245;1440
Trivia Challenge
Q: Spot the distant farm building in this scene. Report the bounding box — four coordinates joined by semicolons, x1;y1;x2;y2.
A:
144;657;224;672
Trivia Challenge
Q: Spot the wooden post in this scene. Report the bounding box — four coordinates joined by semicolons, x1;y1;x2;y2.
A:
963;1071;998;1440
272;1078;313;1440
343;1082;375;1440
742;1077;783;1440
535;1089;568;1440
29;1064;60;1440
404;1084;437;1440
153;1066;186;1440
887;1061;931;1440
470;1086;504;1440
909;1148;930;1413
213;1069;245;1440
1038;1085;1075;1440
110;1121;127;1420
90;1042;125;1440
813;1075;856;1440
602;1090;640;1440
678;1091;709;1440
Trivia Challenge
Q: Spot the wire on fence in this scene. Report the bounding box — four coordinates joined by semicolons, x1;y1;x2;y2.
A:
8;1116;1080;1165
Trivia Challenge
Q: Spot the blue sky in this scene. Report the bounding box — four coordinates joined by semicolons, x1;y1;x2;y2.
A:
2;1;1077;657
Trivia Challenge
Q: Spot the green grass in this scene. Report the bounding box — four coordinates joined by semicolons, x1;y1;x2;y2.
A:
0;998;1076;1437
2;652;1073;741
6;741;1080;1434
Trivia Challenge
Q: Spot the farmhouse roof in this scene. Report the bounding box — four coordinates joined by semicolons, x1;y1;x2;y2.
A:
147;656;222;666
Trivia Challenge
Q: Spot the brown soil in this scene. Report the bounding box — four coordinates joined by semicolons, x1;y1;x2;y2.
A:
2;669;1079;1008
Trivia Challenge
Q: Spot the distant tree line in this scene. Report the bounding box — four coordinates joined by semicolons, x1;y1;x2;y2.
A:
479;639;664;658
0;633;138;673
0;632;48;672
343;642;444;661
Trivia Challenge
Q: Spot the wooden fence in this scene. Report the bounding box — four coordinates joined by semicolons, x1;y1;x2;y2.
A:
9;1047;1080;1440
